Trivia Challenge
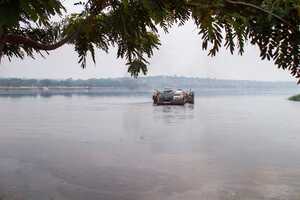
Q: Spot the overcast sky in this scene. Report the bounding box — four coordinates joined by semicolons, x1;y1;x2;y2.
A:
0;2;295;81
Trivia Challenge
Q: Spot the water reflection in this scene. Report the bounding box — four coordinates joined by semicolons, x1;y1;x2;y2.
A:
152;104;194;124
1;96;300;199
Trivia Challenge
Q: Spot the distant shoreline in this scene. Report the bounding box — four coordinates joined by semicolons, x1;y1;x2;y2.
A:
0;86;121;90
0;76;299;97
288;94;300;101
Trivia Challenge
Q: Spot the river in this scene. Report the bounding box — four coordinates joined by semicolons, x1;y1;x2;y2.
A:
0;94;300;199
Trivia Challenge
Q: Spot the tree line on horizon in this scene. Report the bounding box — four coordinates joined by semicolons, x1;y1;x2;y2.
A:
0;77;295;89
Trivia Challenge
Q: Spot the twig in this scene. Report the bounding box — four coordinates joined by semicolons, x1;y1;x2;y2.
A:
0;0;109;51
224;0;295;30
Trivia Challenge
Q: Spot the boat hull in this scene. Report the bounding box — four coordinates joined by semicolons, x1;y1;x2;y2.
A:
153;89;194;106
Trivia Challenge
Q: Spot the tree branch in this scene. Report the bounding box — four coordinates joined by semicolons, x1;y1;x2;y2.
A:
0;0;110;52
224;0;295;30
0;31;77;51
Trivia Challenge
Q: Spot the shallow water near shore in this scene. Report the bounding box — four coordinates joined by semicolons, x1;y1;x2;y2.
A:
1;94;300;199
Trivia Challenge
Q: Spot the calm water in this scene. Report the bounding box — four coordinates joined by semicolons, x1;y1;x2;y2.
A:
1;95;300;199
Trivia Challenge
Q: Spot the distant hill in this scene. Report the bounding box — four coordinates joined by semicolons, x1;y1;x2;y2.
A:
0;76;296;88
0;76;299;96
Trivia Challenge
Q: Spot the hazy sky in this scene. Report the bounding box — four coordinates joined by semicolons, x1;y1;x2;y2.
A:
0;2;295;81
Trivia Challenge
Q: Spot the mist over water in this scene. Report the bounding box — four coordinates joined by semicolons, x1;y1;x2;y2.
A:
1;94;300;199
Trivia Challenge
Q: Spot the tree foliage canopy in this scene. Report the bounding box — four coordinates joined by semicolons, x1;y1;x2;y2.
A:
1;0;300;81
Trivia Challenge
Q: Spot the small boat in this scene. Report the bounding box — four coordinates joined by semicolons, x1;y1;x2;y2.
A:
152;88;194;105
